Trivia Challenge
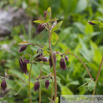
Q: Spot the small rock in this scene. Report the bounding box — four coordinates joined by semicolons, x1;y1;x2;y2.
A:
0;7;29;40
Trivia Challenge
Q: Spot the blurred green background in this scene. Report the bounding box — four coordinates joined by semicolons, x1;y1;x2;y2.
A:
1;0;103;103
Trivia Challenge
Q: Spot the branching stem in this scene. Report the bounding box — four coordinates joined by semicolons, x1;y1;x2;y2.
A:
29;63;33;103
47;23;57;100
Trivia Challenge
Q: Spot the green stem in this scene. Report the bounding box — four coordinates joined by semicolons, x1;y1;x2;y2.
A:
91;56;103;103
28;43;43;48
39;90;41;103
68;52;93;80
47;23;57;100
39;70;42;103
29;64;32;103
8;74;26;83
51;79;53;101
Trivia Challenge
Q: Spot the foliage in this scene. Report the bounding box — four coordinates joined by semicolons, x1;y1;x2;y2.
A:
1;0;103;103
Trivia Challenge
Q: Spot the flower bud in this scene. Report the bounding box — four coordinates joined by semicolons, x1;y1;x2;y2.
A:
36;24;46;34
50;76;53;79
88;21;95;25
60;58;67;70
42;57;48;62
49;51;56;68
36;49;43;61
45;80;49;89
19;57;29;74
65;56;68;61
42;76;45;79
44;11;47;19
19;45;27;53
34;81;40;91
1;80;7;91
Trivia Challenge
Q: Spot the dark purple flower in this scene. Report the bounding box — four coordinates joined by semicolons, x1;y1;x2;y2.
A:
42;57;48;62
44;11;47;19
60;58;67;71
65;56;68;61
45;80;49;89
36;24;46;34
49;51;56;68
88;21;95;25
1;80;7;91
19;45;27;53
24;59;29;63
34;81;40;91
42;76;45;79
36;49;43;61
50;76;53;79
19;57;29;74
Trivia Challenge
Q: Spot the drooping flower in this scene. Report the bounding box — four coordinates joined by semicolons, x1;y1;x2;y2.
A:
60;58;67;70
88;21;95;25
36;49;43;61
1;80;7;91
49;51;56;68
45;80;49;89
36;23;46;34
19;45;27;53
65;56;68;61
19;57;29;74
34;81;40;91
42;57;48;62
42;76;45;79
50;76;53;79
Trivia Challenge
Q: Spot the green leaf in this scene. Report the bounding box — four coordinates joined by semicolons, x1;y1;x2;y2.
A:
50;18;58;22
15;83;27;95
48;97;53;102
18;41;29;45
55;97;59;103
93;50;102;64
30;82;34;89
61;86;73;95
85;23;94;34
78;81;90;90
88;81;95;92
73;22;85;34
92;20;103;28
65;49;69;54
51;21;63;32
79;38;92;62
29;51;43;63
74;0;87;13
66;81;79;87
51;32;59;45
33;20;47;23
46;7;51;21
42;45;49;51
60;0;78;14
85;78;92;82
56;76;61;83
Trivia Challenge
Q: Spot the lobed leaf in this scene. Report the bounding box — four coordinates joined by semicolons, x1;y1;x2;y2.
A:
51;21;63;32
51;32;59;45
88;81;95;92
